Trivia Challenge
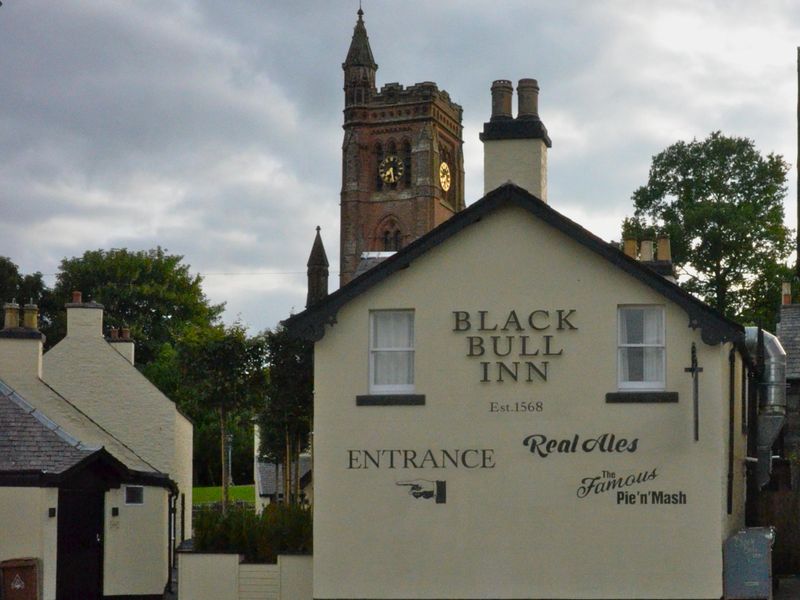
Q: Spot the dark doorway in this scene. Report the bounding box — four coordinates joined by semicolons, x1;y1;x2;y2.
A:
57;487;104;600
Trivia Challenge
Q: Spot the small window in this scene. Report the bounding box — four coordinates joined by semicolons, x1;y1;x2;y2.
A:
370;310;414;394
618;306;665;390
124;485;144;505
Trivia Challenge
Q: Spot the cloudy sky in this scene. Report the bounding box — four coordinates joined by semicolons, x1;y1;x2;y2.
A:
1;1;799;332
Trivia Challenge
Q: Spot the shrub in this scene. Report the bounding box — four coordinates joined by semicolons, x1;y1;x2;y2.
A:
193;504;312;563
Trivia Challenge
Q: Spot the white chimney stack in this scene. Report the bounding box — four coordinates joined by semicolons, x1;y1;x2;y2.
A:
481;78;551;200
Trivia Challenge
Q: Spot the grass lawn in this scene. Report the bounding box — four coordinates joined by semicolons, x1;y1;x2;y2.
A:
193;484;255;505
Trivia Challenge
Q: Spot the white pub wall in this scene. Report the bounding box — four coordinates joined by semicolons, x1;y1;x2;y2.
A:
313;205;746;600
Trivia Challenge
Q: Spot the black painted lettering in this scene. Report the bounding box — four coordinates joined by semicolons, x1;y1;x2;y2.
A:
478;310;498;331
348;450;361;469
461;449;480;468
557;309;578;330
482;449;496;468
364;450;380;469
498;361;518;382
491;336;514;357
519;336;539;357
526;361;548;382
543;335;563;356
528;310;550;330
403;450;419;469
468;336;485;357
480;362;490;382
441;449;459;468
420;449;439;469
502;310;524;331
453;311;471;332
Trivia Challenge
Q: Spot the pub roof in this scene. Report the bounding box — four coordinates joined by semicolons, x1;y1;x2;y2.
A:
285;183;743;347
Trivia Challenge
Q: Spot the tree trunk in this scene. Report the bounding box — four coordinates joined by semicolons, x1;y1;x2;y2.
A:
284;426;291;504
293;434;300;503
220;407;229;514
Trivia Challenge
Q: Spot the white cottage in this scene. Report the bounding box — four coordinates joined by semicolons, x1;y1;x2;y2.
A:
0;302;175;599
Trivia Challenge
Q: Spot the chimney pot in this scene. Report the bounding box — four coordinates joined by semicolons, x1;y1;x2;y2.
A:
22;303;38;330
109;327;119;339
71;291;82;304
639;240;654;262
121;327;130;340
490;80;514;121
782;282;792;305
622;239;638;259
656;237;672;262
517;78;540;119
3;301;20;330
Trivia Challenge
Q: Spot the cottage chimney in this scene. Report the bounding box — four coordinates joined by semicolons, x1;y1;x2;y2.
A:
481;78;551;200
3;301;19;329
306;226;330;308
0;300;44;380
623;239;638;259
107;325;134;365
783;282;792;305
639;240;654;262
639;236;677;283
65;291;104;338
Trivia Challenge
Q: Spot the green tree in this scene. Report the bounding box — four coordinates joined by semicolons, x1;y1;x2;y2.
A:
177;323;267;511
257;325;313;505
623;131;792;327
0;257;53;324
48;247;223;363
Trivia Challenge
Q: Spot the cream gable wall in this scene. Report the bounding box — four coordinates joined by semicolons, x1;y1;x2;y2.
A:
0;487;58;600
312;204;746;600
44;330;193;538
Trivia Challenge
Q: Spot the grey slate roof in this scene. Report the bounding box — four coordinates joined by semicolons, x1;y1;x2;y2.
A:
256;455;312;497
778;304;800;380
0;377;96;474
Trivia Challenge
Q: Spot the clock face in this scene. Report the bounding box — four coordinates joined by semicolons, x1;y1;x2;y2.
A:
439;161;451;192
379;155;404;184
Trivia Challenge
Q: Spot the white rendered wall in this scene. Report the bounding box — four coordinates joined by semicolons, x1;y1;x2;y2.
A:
312;205;746;599
0;487;58;600
103;485;169;596
483;138;547;200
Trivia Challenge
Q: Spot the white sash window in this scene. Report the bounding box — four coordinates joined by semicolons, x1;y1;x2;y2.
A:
370;310;414;393
618;306;665;390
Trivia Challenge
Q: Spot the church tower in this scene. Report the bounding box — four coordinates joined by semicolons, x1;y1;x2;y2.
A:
339;8;465;285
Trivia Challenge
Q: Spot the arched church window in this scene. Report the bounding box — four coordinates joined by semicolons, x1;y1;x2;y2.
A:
383;228;402;251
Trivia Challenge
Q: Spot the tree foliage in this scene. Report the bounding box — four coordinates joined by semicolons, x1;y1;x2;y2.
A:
257;325;313;504
48;247;223;362
177;323;268;509
623;131;792;327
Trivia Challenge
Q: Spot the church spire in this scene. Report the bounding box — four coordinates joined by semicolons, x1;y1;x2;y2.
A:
306;226;329;308
344;8;377;69
343;8;377;107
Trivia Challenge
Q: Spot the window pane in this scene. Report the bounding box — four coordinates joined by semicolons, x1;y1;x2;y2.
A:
373;312;413;348
125;486;144;505
620;309;644;344
373;351;414;386
643;347;664;382
642;308;663;344
620;347;644;381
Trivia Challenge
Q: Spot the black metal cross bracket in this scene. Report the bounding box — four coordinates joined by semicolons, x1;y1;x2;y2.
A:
684;342;703;442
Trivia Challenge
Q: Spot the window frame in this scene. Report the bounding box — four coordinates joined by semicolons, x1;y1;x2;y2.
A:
369;310;415;395
617;305;666;391
124;485;145;506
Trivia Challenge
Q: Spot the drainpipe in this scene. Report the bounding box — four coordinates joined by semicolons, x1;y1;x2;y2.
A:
744;327;787;488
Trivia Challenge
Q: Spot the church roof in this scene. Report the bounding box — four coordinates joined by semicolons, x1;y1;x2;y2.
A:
343;9;377;69
284;183;743;347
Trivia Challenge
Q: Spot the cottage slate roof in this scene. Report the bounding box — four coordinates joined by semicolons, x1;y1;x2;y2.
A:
285;183;744;347
0;377;95;474
256;455;312;497
778;304;800;380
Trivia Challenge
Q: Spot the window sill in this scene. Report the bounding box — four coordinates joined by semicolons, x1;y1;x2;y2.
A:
606;392;678;403
356;394;426;406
